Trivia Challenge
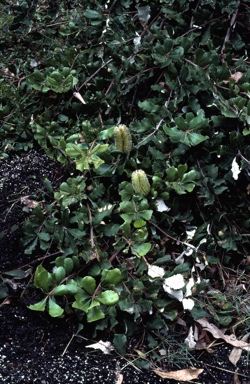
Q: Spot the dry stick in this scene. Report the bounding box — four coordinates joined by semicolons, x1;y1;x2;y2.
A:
76;58;113;93
86;202;95;250
203;363;221;384
149;221;206;257
204;363;250;380
135;90;173;148
129;86;138;115
221;1;240;61
135;119;164;148
238;150;250;165
17;251;63;269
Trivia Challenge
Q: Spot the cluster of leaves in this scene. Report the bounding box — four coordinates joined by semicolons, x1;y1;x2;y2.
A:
1;0;250;366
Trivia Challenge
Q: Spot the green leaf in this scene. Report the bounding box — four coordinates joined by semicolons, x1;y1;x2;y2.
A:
214;314;232;326
93;204;114;225
81;276;96;295
103;223;120;237
140;209;153;221
52;280;78;296
34;265;51;292
48;297;64;317
113;334;127;355
168;46;184;60
64;258;74;274
164;126;209;146
87;307;105;323
66;228;84;239
138;99;161;113
84;9;103;19
72;295;91;312
24;237;38;255
97;290;119;305
132;243;151;257
190;306;209;320
54;266;66;284
38;232;50;242
133;219;147;228
28;298;47;312
101;269;123;286
3;269;26;278
97;126;115;140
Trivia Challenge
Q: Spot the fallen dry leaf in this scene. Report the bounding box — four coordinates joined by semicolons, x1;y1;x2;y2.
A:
184;326;198;350
73;91;86;104
20;196;39;208
197;318;250;349
153;368;204;381
229;347;243;366
115;373;123;384
234;371;241;384
223;71;243;83
229;334;250;366
86;340;114;354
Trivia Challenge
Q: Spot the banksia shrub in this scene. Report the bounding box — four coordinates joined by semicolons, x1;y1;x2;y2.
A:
131;170;151;195
114;124;132;153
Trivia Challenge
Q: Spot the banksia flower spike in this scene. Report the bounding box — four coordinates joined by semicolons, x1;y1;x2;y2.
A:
132;170;151;196
114;124;132;153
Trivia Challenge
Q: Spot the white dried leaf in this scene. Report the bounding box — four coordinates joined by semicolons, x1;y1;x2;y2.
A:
98;204;113;212
133;36;141;47
186;227;197;240
175;253;185;264
182;298;195;311
231;157;241;180
184;327;197;350
185;277;195;297
73;92;86;105
184;247;194;256
86;340;114;354
207;224;211;235
163;274;185;290
163;286;183;302
159;349;167;356
156;199;171;212
147;264;165;278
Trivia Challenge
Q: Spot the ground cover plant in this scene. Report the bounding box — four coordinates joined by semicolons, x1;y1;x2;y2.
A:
1;0;250;374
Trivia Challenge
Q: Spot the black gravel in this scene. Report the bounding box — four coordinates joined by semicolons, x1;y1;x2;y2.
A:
1;151;250;384
0;149;65;269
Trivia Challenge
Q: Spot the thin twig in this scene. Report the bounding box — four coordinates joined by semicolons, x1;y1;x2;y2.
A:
238;150;250;165
61;333;76;356
221;1;240;60
149;221;206;257
77;58;113;92
135;119;164;148
87;202;95;249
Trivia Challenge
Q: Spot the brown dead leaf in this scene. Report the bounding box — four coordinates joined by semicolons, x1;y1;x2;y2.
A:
223;72;243;83
229;334;250;366
115;373;123;384
197;318;250;349
73;91;86;105
229;347;243;366
242;256;250;266
20;196;39;208
234;371;241;384
153;368;204;381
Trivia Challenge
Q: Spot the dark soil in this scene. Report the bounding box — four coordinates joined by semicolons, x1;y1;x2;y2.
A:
1;151;250;384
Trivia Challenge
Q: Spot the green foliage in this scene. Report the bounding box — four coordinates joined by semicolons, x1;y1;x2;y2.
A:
1;0;250;368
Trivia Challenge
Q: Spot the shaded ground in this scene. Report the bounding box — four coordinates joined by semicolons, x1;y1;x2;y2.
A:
1;151;250;383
